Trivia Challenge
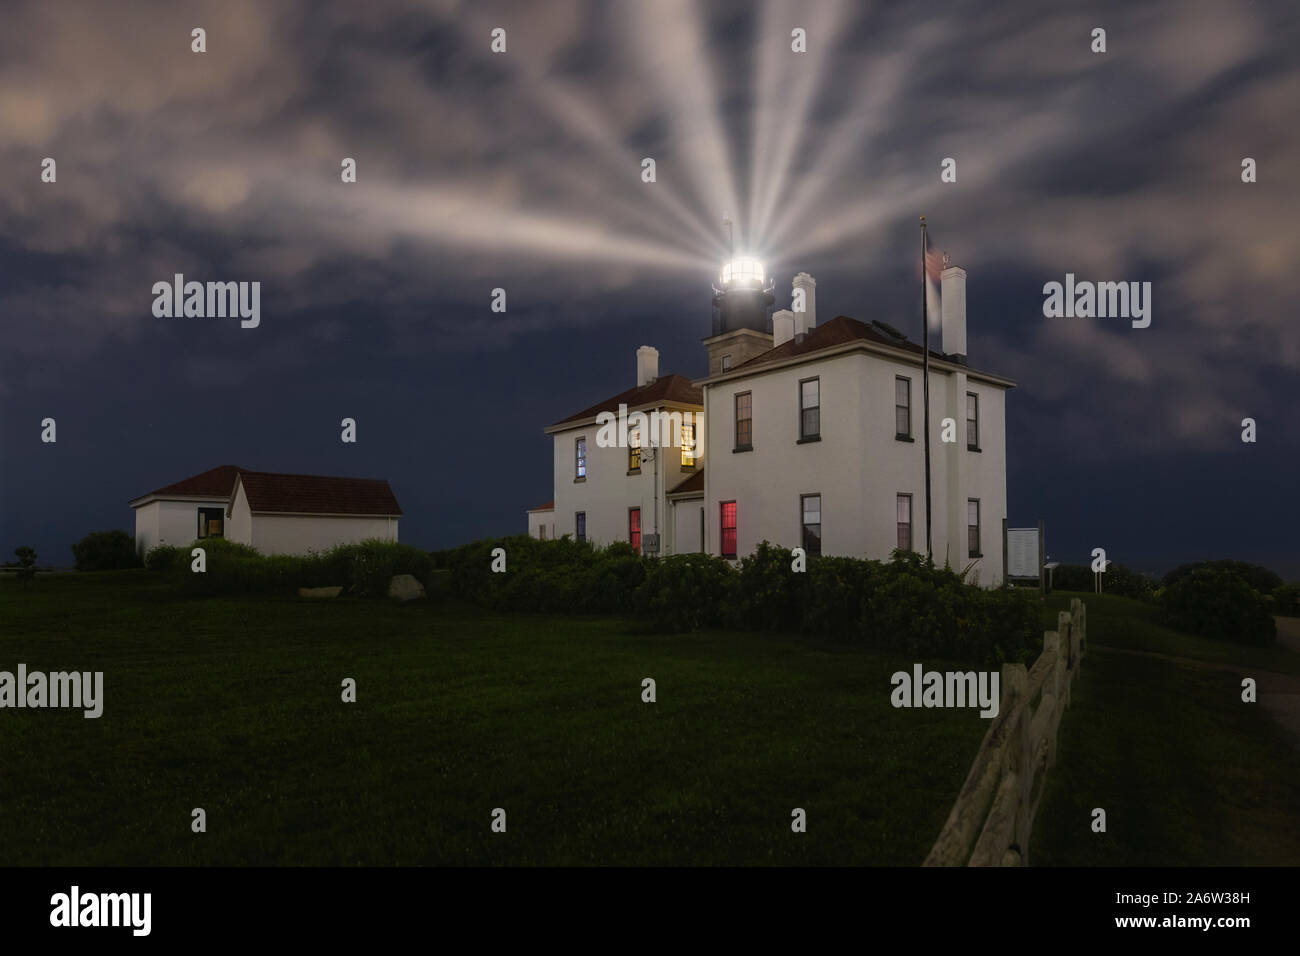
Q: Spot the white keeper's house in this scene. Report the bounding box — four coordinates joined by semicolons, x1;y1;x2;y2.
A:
528;257;1015;586
130;465;402;557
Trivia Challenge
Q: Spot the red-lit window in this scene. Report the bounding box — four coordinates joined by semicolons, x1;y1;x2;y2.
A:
629;508;641;551
720;501;737;558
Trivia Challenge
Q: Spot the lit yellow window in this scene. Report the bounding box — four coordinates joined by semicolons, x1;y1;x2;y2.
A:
681;423;696;467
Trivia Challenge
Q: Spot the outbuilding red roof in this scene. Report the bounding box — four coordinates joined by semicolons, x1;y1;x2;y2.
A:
139;464;245;499
235;470;402;516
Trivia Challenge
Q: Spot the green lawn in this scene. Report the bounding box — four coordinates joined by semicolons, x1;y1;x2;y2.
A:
1030;591;1300;865
0;571;988;866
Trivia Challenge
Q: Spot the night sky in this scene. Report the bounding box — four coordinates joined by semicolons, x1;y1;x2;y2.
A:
1;0;1297;577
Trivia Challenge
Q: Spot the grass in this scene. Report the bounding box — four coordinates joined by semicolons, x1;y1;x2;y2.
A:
0;570;989;866
1030;591;1300;865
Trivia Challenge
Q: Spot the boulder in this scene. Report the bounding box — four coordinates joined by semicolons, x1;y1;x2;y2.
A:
387;574;426;601
299;586;342;599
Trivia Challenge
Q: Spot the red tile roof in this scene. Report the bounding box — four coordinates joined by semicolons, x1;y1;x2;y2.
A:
528;500;555;512
668;470;703;495
236;470;402;516
139;464;245;500
731;315;945;372
550;373;703;428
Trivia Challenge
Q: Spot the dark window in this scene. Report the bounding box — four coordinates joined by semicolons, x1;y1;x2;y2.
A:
799;378;820;440
966;392;980;450
198;507;224;539
576;512;586;543
734;392;753;449
896;494;912;553
968;499;981;557
801;494;822;557
896;377;911;438
628;444;641;472
629;508;641;552
720;501;737;558
575;437;587;479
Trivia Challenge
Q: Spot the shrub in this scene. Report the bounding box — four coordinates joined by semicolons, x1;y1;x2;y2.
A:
1273;582;1300;617
144;545;181;571
634;553;735;631
803;556;882;640
735;541;807;631
72;530;140;571
13;546;37;581
1162;560;1283;596
163;538;431;598
1161;568;1276;646
1050;561;1155;600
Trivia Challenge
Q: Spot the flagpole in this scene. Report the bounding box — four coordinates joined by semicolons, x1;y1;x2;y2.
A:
920;216;933;563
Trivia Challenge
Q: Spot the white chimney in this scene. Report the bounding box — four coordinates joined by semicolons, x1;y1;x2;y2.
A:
792;272;816;334
940;266;966;361
772;309;795;348
636;345;659;386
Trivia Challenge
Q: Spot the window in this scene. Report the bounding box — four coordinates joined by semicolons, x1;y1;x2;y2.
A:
968;499;981;557
896;494;912;553
721;354;733;371
629;508;641;552
801;494;822;557
681;422;696;469
575;437;587;479
734;392;752;450
576;512;586;543
720;501;737;558
895;377;912;438
197;507;224;539
966;392;980;451
799;377;820;441
628;443;641;473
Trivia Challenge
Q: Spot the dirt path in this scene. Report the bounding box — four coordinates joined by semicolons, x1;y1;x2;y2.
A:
1092;641;1300;751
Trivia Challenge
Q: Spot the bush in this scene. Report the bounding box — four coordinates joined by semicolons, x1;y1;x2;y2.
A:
13;546;37;581
1161;568;1276;646
1273;582;1300;617
72;530;140;571
144;545;181;571
441;536;1044;664
162;538;432;598
734;541;807;631
1163;560;1283;596
634;553;735;631
1051;561;1155;600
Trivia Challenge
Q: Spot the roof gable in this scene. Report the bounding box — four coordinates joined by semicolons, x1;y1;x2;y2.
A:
550;373;703;428
136;464;245;501
234;471;402;516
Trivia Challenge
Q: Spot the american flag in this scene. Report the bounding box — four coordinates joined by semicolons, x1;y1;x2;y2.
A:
923;229;945;335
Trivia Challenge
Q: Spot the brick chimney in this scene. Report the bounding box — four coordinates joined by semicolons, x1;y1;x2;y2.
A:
636;345;659;386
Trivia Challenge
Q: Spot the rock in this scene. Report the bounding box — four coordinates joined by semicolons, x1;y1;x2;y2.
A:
387;574;426;601
299;586;342;599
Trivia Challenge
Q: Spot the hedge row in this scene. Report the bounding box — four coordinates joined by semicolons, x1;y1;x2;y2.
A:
147;538;433;598
1049;562;1156;600
438;537;1043;666
1160;567;1277;646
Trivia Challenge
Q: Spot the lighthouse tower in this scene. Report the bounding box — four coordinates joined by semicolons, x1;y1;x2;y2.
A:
704;255;775;376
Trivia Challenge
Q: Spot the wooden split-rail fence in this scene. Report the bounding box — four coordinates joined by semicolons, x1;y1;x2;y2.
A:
924;598;1087;866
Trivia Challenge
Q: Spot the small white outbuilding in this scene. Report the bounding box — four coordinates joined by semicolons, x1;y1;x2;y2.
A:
129;465;402;557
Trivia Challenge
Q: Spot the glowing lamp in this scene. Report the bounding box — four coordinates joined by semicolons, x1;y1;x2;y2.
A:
720;256;764;286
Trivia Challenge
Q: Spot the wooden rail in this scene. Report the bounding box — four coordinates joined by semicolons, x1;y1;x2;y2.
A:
923;598;1087;866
